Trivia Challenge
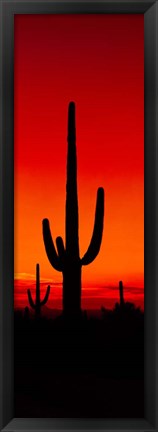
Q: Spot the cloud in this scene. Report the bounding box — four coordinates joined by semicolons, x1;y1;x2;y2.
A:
14;272;60;284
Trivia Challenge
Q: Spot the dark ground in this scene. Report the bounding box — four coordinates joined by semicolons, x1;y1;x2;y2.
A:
14;305;144;418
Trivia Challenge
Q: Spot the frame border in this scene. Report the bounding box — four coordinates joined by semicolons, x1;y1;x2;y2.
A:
0;1;158;431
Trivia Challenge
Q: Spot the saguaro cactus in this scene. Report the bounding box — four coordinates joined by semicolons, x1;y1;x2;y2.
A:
43;102;104;316
119;280;125;308
27;263;50;317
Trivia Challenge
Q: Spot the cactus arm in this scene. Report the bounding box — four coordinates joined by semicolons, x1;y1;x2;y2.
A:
81;187;104;266
56;236;65;261
42;219;62;271
27;289;36;309
36;263;40;304
40;285;50;306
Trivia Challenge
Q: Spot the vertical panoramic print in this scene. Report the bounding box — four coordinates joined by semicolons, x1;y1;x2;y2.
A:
14;14;144;417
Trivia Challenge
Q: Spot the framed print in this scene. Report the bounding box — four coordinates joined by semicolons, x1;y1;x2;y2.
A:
0;1;158;431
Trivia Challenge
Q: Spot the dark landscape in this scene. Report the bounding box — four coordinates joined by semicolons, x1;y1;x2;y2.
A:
14;303;144;418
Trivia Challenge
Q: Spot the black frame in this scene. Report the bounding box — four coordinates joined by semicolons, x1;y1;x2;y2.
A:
0;0;157;431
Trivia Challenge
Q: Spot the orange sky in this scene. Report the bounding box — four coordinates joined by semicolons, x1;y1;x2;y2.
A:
14;14;144;309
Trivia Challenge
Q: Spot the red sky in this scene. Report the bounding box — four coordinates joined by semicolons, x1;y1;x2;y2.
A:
14;14;144;310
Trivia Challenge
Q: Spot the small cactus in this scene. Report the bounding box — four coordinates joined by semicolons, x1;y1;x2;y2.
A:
119;280;125;308
27;264;50;317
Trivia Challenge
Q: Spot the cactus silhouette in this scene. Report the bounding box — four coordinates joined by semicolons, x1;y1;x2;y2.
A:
119;280;125;308
43;102;104;316
27;263;50;317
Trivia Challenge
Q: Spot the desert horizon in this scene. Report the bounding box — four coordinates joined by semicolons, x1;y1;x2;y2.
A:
14;277;144;311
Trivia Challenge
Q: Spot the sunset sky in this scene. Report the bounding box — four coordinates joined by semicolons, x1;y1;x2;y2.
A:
14;14;144;310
